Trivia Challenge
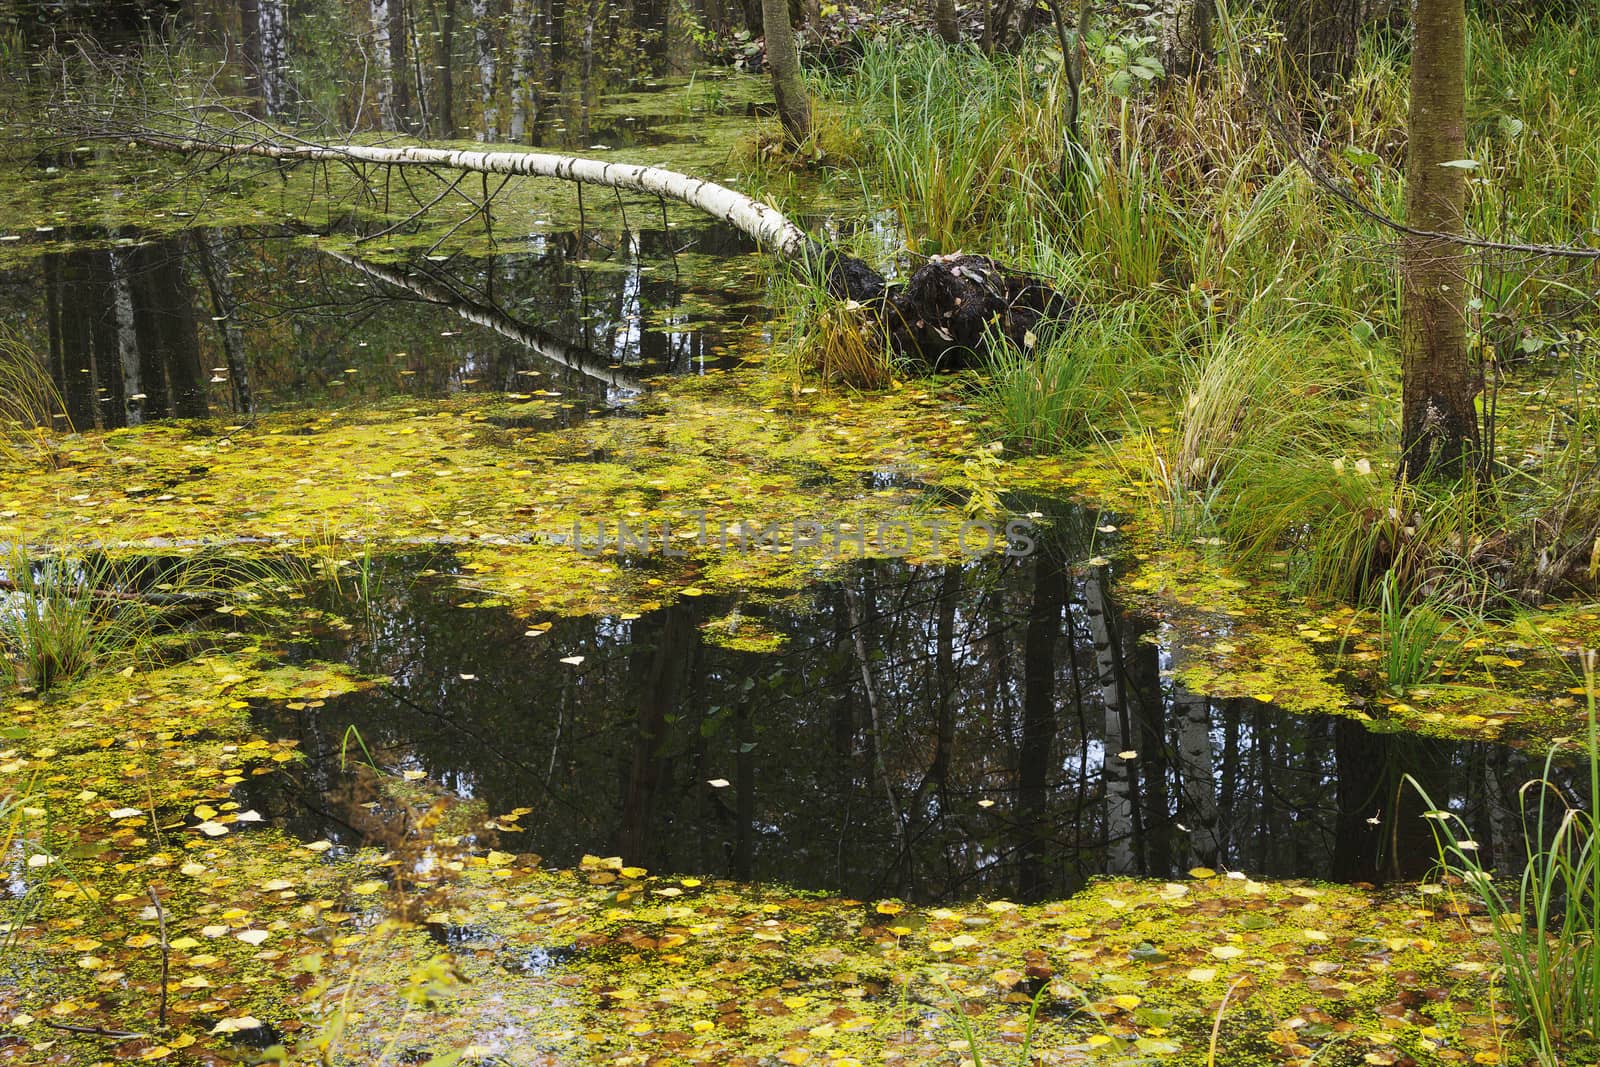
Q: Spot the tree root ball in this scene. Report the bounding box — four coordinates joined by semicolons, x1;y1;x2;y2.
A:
825;251;1071;371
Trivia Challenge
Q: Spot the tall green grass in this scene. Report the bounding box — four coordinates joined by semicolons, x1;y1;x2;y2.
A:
0;326;63;467
1414;652;1600;1066
0;551;147;691
980;304;1159;450
786;7;1600;624
0;549;241;692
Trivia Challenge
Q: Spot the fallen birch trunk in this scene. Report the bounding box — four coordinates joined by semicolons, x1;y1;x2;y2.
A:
130;132;1065;368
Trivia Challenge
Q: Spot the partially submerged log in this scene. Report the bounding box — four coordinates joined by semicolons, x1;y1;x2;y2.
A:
126;131;1067;369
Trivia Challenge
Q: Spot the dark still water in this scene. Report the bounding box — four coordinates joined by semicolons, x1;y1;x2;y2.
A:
244;526;1552;904
0;222;769;427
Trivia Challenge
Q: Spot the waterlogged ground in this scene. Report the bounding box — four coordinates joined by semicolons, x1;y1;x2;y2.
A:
0;655;1524;1065
0;364;1560;1065
4;23;1599;1067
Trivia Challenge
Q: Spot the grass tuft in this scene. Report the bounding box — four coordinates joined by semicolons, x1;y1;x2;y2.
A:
1414;651;1600;1066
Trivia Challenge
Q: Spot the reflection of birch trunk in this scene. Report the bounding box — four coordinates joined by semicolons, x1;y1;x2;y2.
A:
323;250;646;391
242;0;290;116
1086;567;1136;874
842;583;907;870
193;234;255;415
472;0;499;139
259;0;288;115
1169;647;1220;869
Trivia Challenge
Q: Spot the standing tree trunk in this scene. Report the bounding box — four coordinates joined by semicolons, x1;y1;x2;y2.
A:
762;0;810;145
372;0;395;129
472;0;499;139
437;0;458;137
1161;0;1214;80
1401;0;1478;480
935;0;960;44
1277;0;1364;92
388;0;415;130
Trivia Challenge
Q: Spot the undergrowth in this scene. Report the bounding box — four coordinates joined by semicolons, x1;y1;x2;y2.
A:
773;7;1600;627
1415;651;1600;1067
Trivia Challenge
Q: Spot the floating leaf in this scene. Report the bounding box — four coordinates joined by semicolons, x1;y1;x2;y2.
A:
210;1016;263;1034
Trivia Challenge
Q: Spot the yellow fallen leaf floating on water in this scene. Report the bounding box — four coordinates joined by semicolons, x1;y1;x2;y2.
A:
1210;945;1244;959
235;930;270;946
210;1016;263;1034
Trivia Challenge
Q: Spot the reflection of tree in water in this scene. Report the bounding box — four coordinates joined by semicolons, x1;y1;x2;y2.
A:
35;233;210;429
249;526;1548;904
2;221;762;419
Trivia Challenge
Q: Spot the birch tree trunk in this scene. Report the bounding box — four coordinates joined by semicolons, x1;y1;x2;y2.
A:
473;0;500;140
372;0;396;130
137;136;820;261
762;0;811;144
118;133;1060;367
1401;0;1478;480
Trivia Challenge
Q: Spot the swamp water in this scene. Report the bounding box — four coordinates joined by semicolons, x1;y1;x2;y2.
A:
0;10;1588;1064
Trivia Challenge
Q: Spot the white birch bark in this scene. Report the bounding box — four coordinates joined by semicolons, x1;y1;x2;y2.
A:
373;0;395;130
139;135;818;261
472;0;499;140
